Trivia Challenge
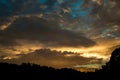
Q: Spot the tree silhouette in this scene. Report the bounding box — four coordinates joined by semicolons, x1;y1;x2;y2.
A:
101;48;120;72
1;47;120;80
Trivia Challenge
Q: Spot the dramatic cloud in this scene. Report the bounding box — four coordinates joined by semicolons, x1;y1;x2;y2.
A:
0;0;120;71
0;17;95;47
0;48;103;69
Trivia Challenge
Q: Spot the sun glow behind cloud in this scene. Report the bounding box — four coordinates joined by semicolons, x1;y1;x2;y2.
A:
2;38;120;61
0;0;120;72
27;39;120;59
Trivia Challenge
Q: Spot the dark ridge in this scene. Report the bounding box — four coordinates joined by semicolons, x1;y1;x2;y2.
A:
1;48;120;80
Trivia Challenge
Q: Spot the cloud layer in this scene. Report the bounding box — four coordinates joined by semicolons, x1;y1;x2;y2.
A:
0;48;103;69
0;17;95;47
0;0;120;70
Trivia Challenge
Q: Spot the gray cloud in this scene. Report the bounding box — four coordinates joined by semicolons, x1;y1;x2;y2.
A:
0;17;95;47
91;0;120;23
0;0;117;70
81;0;120;39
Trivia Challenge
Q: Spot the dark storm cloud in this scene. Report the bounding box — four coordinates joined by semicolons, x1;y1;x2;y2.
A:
80;0;120;39
0;0;119;47
0;17;95;47
0;0;116;70
91;0;120;23
0;48;100;68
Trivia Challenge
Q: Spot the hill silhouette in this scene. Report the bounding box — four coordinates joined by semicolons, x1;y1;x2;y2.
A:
1;48;120;80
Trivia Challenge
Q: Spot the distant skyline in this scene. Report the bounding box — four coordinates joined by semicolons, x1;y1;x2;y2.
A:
0;0;120;71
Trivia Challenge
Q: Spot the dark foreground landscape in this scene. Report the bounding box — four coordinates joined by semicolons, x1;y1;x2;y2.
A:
1;48;120;80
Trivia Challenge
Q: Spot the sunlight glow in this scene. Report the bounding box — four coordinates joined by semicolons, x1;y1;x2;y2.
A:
52;46;109;59
3;39;120;60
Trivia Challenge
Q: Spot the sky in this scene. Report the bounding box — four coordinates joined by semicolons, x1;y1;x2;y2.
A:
0;0;120;72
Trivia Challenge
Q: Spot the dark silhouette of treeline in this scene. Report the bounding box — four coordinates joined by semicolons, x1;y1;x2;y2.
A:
1;48;120;80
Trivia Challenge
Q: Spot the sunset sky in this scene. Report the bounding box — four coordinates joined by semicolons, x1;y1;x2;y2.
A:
0;0;120;71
